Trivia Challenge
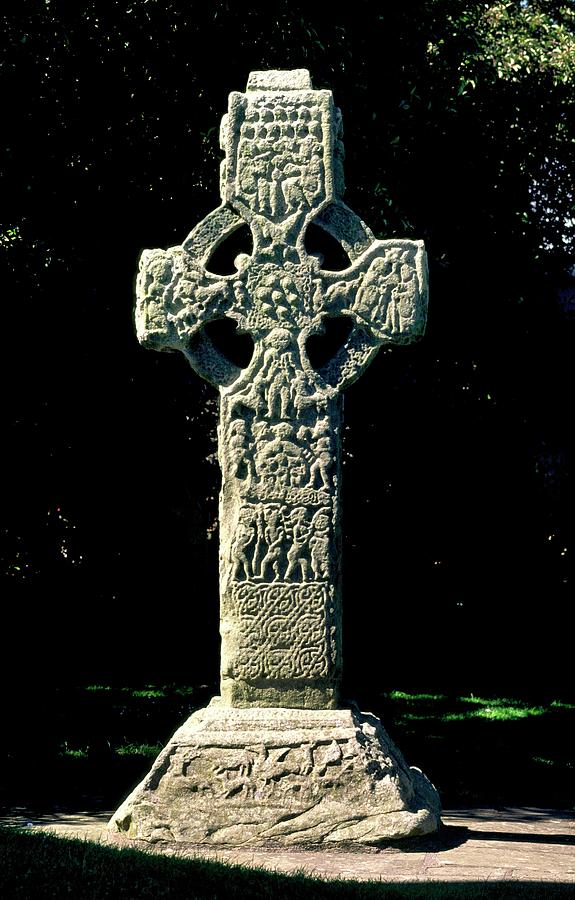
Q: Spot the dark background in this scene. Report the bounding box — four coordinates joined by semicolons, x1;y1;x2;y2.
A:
2;2;573;702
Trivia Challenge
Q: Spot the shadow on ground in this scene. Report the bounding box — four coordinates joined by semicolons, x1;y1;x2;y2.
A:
1;825;574;899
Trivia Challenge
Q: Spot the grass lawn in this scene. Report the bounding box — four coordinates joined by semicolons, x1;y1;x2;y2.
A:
1;825;574;899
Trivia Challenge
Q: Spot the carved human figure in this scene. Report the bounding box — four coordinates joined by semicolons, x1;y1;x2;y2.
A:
304;149;323;204
264;340;297;420
254;152;273;213
228;419;253;484
285;507;311;582
250;507;266;578
309;511;330;581
259;507;285;582
308;432;332;490
238;327;299;419
231;507;257;581
270;166;285;218
291;371;329;418
282;163;306;211
251;420;271;445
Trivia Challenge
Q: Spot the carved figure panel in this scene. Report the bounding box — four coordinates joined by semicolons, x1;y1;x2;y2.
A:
228;504;331;584
175;736;357;803
235;97;327;220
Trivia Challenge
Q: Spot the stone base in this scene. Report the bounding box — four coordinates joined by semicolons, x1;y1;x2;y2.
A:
109;701;441;846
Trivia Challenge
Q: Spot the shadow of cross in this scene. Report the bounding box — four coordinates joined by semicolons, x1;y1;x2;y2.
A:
135;69;428;710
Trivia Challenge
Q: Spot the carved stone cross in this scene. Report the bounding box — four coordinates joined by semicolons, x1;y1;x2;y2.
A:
136;69;427;710
111;70;439;847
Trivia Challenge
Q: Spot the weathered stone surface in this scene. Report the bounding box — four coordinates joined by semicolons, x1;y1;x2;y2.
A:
110;69;439;845
109;704;440;845
134;69;428;710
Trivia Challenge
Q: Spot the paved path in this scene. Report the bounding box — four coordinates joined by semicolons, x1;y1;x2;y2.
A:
2;807;574;884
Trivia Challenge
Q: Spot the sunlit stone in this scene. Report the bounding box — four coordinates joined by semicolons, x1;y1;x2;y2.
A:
110;70;439;845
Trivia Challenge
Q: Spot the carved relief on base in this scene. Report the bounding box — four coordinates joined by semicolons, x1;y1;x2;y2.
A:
178;736;353;803
109;706;442;845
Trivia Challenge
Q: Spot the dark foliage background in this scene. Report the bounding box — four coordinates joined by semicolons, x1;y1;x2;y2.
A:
2;1;573;701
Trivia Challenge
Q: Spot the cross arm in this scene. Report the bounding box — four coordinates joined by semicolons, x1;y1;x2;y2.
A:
314;238;428;390
135;242;241;387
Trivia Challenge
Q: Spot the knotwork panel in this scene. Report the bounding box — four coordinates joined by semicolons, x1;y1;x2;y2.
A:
230;582;334;680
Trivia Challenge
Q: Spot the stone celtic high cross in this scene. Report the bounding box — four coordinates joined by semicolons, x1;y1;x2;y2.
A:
136;69;427;710
111;71;439;845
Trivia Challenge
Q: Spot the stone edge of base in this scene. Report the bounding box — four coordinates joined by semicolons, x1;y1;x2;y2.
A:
108;701;441;846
